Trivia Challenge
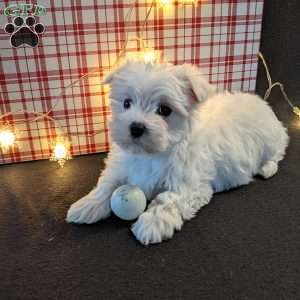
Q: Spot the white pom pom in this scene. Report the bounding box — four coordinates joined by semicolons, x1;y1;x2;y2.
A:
111;185;147;220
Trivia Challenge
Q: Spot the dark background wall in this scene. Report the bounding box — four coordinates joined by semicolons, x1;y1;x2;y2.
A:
256;0;300;100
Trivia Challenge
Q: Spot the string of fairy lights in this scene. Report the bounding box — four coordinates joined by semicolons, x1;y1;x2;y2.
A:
0;0;299;167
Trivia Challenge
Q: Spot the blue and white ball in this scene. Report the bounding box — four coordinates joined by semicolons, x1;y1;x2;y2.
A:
111;185;147;220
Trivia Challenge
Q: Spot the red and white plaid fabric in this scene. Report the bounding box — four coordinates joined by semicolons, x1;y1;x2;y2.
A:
0;0;264;164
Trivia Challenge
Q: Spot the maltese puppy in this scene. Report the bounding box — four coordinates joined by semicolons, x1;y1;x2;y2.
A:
67;61;289;245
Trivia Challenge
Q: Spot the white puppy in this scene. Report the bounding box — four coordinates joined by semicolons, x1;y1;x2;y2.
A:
66;61;289;245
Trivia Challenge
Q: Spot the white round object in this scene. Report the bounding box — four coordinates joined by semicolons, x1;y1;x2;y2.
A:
111;185;147;220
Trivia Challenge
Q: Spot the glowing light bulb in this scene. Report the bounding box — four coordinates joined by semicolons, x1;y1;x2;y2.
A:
158;0;172;6
180;0;199;5
125;47;161;64
141;48;161;64
54;144;67;159
293;106;300;118
158;0;198;7
0;129;16;150
50;138;72;168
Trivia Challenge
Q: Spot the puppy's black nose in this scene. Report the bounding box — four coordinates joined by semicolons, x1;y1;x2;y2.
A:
130;122;146;138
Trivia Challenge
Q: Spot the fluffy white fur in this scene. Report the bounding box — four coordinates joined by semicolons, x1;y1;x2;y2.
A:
66;61;289;245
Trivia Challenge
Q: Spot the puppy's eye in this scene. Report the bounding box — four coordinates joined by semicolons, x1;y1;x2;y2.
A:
123;98;132;109
156;105;172;117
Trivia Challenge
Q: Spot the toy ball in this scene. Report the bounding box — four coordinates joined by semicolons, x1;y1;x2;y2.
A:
111;185;147;220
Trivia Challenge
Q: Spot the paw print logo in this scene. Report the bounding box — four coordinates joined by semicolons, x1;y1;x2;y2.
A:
4;16;45;48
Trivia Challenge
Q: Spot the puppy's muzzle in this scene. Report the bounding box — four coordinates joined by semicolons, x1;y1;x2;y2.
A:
130;122;146;138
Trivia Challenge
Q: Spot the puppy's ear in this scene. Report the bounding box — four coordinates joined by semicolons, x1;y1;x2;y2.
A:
102;59;130;84
102;65;120;85
172;64;215;103
102;59;141;85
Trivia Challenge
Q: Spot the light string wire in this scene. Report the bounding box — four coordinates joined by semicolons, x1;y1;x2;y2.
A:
258;51;300;117
0;0;156;139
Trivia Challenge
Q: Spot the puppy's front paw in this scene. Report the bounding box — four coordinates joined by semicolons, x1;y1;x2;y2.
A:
131;204;183;245
66;195;110;224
